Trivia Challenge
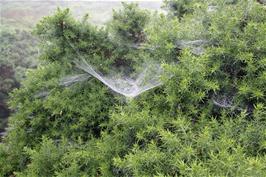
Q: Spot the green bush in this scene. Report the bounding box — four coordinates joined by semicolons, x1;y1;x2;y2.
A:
1;1;266;176
108;2;149;44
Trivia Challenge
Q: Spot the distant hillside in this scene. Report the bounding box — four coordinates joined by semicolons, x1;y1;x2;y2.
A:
0;1;162;28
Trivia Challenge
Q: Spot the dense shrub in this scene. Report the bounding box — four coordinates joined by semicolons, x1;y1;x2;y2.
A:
108;2;149;44
1;1;266;176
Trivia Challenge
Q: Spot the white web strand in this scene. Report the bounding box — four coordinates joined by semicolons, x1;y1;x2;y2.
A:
212;94;234;109
74;59;163;98
59;74;91;87
63;31;208;98
60;38;209;98
62;38;165;98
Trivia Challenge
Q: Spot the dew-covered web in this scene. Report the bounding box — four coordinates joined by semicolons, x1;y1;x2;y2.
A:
60;39;164;98
60;39;208;98
61;39;209;98
74;59;163;98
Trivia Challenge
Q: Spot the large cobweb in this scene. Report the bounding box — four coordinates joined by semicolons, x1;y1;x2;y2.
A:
74;59;163;98
59;38;209;98
59;37;211;98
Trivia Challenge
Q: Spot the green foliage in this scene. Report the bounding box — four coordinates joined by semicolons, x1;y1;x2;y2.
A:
15;137;67;177
108;2;149;44
204;0;266;113
163;0;196;18
1;1;266;177
34;8;113;70
106;2;151;71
